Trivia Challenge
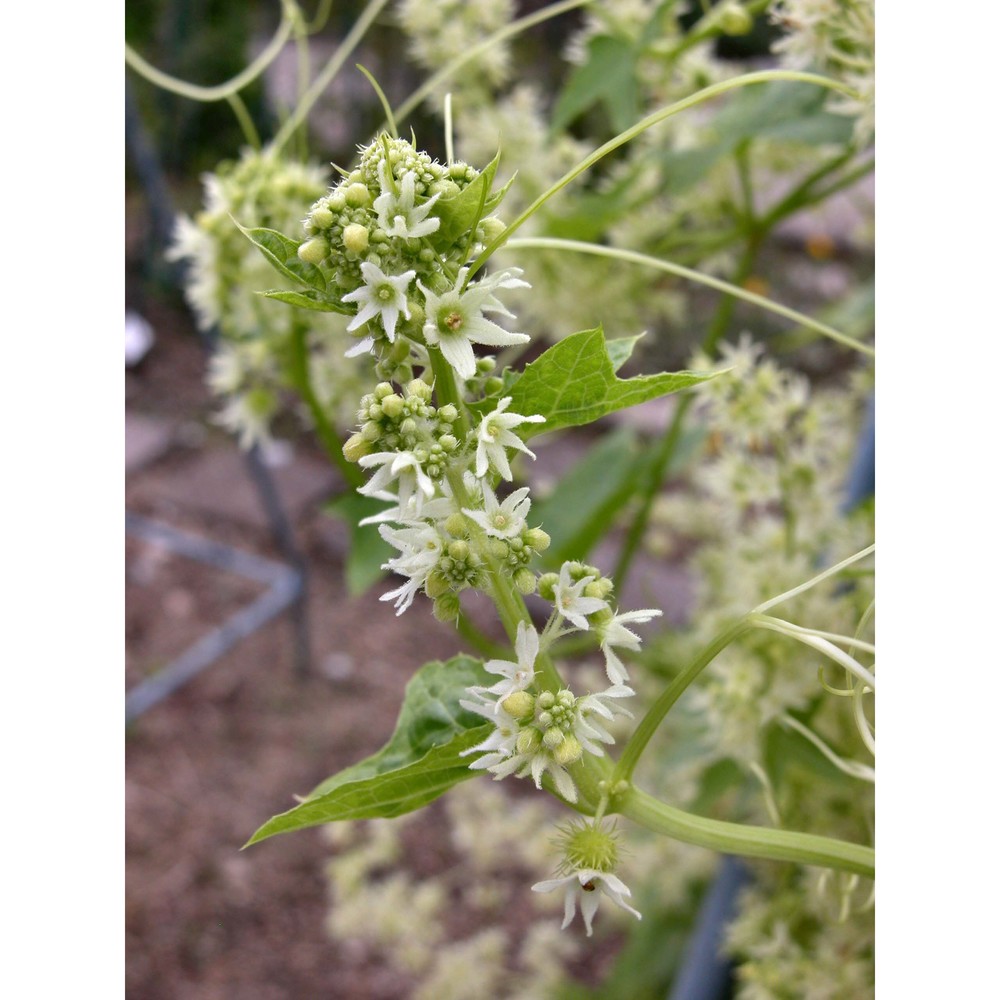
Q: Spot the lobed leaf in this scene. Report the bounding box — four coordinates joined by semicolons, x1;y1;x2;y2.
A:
505;326;719;438
432;150;502;250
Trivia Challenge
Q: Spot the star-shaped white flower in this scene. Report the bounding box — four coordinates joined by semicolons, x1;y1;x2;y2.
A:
552;563;610;630
532;869;641;936
377;523;444;615
418;268;531;380
373;166;441;239
358;449;436;515
341;261;415;345
474;397;545;480
480;621;539;706
462;482;531;539
596;608;663;684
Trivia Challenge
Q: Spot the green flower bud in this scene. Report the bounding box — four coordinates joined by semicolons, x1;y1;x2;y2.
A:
716;2;754;35
483;377;504;395
342;433;371;463
399;417;418;437
432;592;462;623
513;568;537;595
447;539;470;561
342;223;369;253
297;237;328;265
443;513;468;537
437;404;458;424
590;607;615;626
537;711;553;728
501;691;535;721
368;403;383;420
524;528;550;552
438;434;458;453
310;206;334;229
538;572;560;602
361;421;381;442
407;379;433;402
516;727;542;755
543;727;566;750
488;538;509;560
476;357;496;375
329;192;346;212
380;393;404;419
480;217;506;243
344;182;370;207
425;570;451;599
553;734;583;766
537;691;556;710
374;382;394;399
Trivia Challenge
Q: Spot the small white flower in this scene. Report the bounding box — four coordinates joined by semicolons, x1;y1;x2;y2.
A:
378;523;444;614
531;869;641;936
373;166;441;239
597;608;663;685
341;261;416;343
552;563;610;630
419;268;531;380
574;685;635;753
459;697;521;768
358;449;436;514
480;621;539;706
474;397;545;480
462;482;531;539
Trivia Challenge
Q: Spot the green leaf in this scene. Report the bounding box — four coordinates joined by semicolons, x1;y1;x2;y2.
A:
606;333;645;373
432;150;501;250
551;34;640;134
246;654;493;845
236;223;328;292
325;493;394;596
532;428;654;566
506;325;719;437
259;289;350;314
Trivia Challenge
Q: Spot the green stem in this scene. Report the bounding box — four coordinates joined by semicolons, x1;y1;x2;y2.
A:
272;0;392;155
467;70;860;281
505;238;874;357
287;322;364;488
224;93;261;150
391;0;596;126
124;5;296;102
614;617;753;783
618;786;874;878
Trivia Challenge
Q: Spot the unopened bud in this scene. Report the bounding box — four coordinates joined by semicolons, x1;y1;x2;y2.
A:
297;237;327;265
538;573;559;602
432;592;461;623
524;528;550;552
513;568;537;594
343;223;369;253
553;734;583;766
443;513;468;537
380;393;404;419
342;433;370;463
425;570;451;599
447;539;470;561
437;404;458;423
406;379;433;402
501;691;535;720
344;182;370;207
516;728;542;755
310;206;334;229
543;727;565;750
480;217;506;243
438;434;458;452
716;2;753;35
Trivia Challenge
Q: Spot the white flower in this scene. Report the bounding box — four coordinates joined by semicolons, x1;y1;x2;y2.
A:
378;523;445;614
419;268;531;380
358;449;436;514
573;685;635;753
474;397;545;480
597;608;663;685
531;869;641;936
462;482;531;539
459;697;522;769
480;621;539;706
373;166;441;239
552;563;610;630
341;261;416;343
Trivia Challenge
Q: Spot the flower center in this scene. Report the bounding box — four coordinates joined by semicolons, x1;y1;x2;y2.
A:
443;310;464;334
377;284;395;302
492;513;508;529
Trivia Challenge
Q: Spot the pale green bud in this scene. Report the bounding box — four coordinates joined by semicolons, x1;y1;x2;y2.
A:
437;404;458;423
480;217;506;243
425;570;451;599
516;728;542;755
488;538;509;560
345;182;370;207
447;539;470;561
343;223;369;253
342;433;371;463
513;568;537;595
432;592;461;623
361;420;381;442
407;379;433;402
501;691;535;721
537;691;555;710
543;727;565;750
380;393;404;419
553;734;583;766
443;513;468;537
716;2;753;35
438;434;458;453
524;528;550;552
538;573;559;602
484;377;504;395
399;417;418;437
310;206;334;229
297;237;327;265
